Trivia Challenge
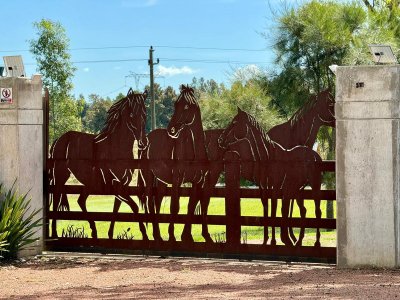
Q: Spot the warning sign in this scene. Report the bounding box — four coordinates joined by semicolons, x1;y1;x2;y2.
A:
1;88;12;104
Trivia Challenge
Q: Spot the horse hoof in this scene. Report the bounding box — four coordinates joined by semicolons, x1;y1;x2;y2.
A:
314;241;321;247
270;240;277;246
203;235;213;244
181;233;194;243
153;234;163;242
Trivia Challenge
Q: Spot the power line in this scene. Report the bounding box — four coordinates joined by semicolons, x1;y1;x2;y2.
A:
0;44;267;53
25;57;269;66
160;58;270;64
102;85;128;97
25;58;147;65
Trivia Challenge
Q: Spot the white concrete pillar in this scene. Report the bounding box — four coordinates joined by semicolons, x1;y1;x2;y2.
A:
336;65;400;267
0;75;43;257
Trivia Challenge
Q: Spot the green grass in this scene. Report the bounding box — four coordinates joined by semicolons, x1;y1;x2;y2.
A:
51;194;336;247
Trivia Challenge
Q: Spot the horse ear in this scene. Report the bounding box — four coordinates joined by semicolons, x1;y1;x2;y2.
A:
237;106;242;113
127;88;134;97
143;90;148;99
180;84;185;92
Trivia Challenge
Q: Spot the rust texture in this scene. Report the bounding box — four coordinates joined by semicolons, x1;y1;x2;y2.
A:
45;86;336;261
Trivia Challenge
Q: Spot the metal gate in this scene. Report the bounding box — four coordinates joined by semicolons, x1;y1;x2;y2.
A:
44;86;336;262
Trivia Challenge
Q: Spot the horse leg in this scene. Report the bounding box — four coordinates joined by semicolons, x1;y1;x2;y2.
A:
270;192;277;246
280;196;292;246
260;187;269;245
77;192;96;238
51;191;60;238
168;179;180;242
108;198;122;239
200;182;212;243
314;198;322;247
312;171;322;247
181;185;197;242
51;161;70;238
150;180;163;241
288;199;297;244
118;193;148;241
295;197;306;247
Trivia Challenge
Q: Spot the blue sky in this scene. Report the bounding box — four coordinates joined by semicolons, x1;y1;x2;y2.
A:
1;0;290;99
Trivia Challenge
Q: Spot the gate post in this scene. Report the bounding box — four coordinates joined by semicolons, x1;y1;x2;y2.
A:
336;66;400;267
0;75;43;257
225;159;241;248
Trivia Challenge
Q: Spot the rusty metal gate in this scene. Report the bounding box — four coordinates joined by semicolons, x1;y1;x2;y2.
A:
44;86;336;262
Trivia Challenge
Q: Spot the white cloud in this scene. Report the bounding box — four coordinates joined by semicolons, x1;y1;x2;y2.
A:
83;67;90;72
121;0;157;8
156;65;196;77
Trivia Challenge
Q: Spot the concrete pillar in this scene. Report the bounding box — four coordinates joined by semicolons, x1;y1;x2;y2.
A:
336;65;400;267
0;75;43;257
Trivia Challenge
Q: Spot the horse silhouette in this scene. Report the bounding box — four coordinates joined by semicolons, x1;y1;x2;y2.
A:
138;85;212;243
49;89;149;240
268;89;335;148
267;89;335;243
219;108;323;246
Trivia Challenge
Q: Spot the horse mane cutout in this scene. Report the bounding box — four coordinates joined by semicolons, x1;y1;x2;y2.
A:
240;110;272;144
289;89;332;126
95;89;145;142
177;84;197;105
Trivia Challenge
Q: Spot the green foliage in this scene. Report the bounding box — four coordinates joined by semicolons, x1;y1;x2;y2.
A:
143;83;176;131
83;94;113;133
30;19;79;143
266;0;365;116
0;182;42;259
345;2;400;64
0;232;8;255
199;72;283;131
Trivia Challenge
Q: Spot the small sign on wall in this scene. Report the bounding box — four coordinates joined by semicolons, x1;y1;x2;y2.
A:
1;88;12;104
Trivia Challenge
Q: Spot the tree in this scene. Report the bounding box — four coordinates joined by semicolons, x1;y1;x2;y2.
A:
84;94;113;133
199;74;283;131
142;83;176;131
76;94;89;126
263;1;366;219
30;19;80;143
266;1;365;113
157;86;177;129
345;1;400;64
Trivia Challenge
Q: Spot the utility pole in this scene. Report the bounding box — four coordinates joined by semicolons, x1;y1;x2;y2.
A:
148;46;159;130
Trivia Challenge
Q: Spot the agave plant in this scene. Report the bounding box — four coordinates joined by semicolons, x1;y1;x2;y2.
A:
0;182;42;259
0;232;8;256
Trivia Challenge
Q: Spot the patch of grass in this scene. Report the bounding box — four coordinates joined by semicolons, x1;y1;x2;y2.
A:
116;227;134;240
61;224;88;238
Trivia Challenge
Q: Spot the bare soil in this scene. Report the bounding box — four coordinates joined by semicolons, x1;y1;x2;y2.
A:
1;254;399;299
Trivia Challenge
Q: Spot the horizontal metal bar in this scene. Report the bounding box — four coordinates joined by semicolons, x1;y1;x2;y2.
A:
46;159;335;172
44;238;336;259
47;185;336;200
47;211;336;229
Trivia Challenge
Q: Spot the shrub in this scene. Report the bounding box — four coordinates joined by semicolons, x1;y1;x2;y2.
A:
0;182;42;259
0;232;8;256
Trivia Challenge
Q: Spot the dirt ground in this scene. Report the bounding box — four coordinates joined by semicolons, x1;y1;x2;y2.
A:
0;254;399;299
